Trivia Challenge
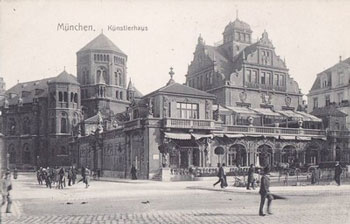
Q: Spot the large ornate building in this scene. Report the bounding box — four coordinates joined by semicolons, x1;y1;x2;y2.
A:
1;22;347;179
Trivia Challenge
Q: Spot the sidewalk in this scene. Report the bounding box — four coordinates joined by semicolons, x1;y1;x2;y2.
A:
188;182;350;196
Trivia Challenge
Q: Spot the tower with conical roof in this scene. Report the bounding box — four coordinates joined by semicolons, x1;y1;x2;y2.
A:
76;33;129;118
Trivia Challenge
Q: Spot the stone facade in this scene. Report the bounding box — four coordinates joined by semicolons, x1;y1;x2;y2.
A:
307;57;350;129
186;19;303;111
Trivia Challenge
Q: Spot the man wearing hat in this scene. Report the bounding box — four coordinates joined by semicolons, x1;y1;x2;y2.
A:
335;161;342;186
259;166;272;216
1;171;13;213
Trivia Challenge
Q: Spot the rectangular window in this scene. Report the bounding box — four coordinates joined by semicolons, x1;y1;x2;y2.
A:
176;102;199;119
313;97;318;109
261;72;266;84
274;74;279;86
279;74;285;86
246;70;251;83
266;72;271;85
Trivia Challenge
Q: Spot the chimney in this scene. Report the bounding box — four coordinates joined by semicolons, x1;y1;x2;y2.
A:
339;56;342;62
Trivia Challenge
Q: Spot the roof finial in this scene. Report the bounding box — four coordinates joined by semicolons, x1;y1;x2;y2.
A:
236;9;239;20
169;67;174;79
339;55;342;62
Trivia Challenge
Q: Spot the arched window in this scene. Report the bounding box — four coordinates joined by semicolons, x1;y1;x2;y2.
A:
23;144;31;164
97;70;102;83
64;92;68;102
23;116;31;134
59;92;63;101
114;72;118;85
118;70;122;86
120;91;123;100
116;91;119;99
103;55;106;61
61;113;68;133
70;92;74;102
74;93;78;103
102;70;108;84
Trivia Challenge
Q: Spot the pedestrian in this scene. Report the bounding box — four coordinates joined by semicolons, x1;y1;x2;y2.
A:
213;163;222;187
85;166;90;188
311;168;316;185
78;166;86;184
1;171;13;213
259;166;273;216
13;168;18;180
67;167;73;186
72;167;77;185
247;164;255;190
335;161;342;186
131;165;137;180
58;167;65;189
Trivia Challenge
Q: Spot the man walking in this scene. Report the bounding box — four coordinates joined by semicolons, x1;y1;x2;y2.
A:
247;164;255;190
131;165;137;180
259;166;272;216
335;161;342;186
1;171;13;213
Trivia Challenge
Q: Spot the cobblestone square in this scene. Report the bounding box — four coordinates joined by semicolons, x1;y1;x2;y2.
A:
2;173;350;224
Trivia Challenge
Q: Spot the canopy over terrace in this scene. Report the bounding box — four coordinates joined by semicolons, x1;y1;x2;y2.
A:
250;107;284;126
294;111;322;129
276;110;304;128
224;106;260;125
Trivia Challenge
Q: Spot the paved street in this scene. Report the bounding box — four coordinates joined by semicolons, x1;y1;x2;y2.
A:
2;173;350;224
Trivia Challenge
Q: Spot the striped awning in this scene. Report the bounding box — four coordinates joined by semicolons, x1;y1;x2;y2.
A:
297;136;312;141
191;133;213;140
251;108;282;117
294;111;322;122
276;110;304;120
225;106;260;116
225;134;245;138
164;132;191;140
280;135;296;140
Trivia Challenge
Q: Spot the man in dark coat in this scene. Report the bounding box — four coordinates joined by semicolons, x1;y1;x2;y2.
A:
247;164;255;190
131;165;137;180
213;163;222;187
335;162;342;186
259;166;272;216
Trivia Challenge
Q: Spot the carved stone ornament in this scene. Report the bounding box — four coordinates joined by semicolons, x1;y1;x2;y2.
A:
261;92;272;104
239;91;247;103
285;96;292;107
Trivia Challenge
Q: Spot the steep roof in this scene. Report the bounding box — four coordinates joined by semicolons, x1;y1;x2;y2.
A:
311;106;347;117
145;81;216;99
49;71;79;85
224;18;252;33
4;77;53;105
78;33;126;55
204;45;233;76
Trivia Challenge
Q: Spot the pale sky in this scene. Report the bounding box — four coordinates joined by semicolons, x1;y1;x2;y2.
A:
1;0;350;100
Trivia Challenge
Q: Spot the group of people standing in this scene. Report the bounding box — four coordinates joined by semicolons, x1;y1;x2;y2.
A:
36;166;90;189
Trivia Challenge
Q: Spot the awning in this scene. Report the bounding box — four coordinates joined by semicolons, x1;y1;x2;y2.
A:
225;106;260;116
212;105;231;113
164;132;191;140
280;135;296;140
225;134;244;138
244;134;263;138
251;108;282;117
297;136;312;141
191;133;213;140
312;136;327;141
294;111;322;122
276;110;304;120
213;133;224;138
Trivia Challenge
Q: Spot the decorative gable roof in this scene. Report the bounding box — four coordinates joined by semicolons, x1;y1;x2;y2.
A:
204;45;233;77
78;33;126;55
